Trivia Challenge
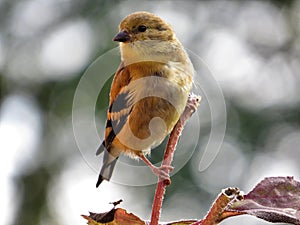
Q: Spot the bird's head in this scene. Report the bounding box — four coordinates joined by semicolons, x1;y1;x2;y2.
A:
113;12;184;64
113;11;175;43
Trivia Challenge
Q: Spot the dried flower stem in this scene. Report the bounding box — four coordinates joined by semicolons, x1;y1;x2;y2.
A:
190;187;243;225
150;94;201;225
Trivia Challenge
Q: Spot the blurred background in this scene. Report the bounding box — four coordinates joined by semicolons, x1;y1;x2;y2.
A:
1;0;300;225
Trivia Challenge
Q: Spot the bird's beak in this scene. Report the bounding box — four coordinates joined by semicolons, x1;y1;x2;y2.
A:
113;30;131;42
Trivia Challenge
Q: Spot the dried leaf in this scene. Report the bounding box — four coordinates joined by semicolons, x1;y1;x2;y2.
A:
82;208;145;225
226;176;300;224
162;220;198;225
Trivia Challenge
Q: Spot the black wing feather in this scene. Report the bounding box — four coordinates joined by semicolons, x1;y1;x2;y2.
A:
96;88;133;187
96;88;132;155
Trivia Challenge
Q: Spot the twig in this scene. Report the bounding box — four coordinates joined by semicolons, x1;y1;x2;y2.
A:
190;187;244;225
150;94;201;225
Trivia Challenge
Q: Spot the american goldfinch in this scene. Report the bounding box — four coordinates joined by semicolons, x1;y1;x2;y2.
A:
96;11;194;187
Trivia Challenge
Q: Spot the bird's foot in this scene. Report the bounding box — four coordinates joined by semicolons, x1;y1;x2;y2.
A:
150;165;174;185
139;154;174;185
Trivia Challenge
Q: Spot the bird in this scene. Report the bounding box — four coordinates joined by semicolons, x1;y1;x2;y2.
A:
96;11;194;187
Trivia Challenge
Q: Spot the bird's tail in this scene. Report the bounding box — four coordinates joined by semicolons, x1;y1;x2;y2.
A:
96;144;119;188
96;141;105;156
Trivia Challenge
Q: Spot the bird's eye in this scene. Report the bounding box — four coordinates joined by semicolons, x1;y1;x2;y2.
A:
137;25;147;32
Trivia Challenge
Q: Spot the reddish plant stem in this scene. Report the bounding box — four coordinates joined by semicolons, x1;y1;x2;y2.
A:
150;94;201;225
190;187;243;225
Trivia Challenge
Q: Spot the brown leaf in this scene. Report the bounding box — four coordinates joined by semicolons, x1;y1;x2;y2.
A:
82;208;145;225
163;219;198;225
226;176;300;224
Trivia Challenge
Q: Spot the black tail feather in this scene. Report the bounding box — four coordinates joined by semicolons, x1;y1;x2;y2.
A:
96;141;105;156
96;174;105;188
96;149;119;188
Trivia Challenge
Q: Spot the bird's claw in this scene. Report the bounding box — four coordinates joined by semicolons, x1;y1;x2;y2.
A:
151;165;174;184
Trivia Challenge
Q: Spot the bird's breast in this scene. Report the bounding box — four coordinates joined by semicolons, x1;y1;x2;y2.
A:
113;61;192;156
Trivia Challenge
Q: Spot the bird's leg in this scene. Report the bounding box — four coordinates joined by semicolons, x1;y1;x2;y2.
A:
139;154;174;182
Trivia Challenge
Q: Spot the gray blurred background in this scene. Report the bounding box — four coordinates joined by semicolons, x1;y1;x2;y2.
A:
1;0;300;225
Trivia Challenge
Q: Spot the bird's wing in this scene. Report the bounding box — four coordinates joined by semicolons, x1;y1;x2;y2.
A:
96;63;132;155
95;63;135;187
